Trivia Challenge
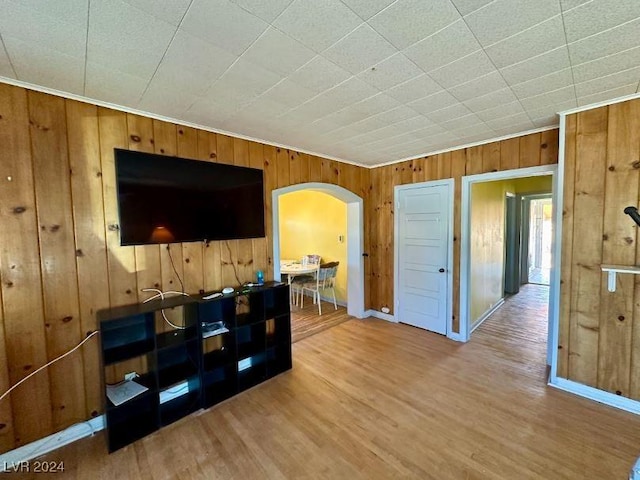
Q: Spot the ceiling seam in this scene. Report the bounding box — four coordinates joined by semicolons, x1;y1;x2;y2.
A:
137;0;195;104
82;0;91;96
557;0;580;110
0;33;18;79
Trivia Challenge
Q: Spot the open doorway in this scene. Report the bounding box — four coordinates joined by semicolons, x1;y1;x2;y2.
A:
272;183;365;341
461;165;559;368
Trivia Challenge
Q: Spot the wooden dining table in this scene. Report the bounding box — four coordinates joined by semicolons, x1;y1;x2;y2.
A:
280;261;318;303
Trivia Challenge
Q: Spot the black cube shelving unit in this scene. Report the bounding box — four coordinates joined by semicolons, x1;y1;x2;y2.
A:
98;282;291;452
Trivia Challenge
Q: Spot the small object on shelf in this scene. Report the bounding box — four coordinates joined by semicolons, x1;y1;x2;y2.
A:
202;292;223;300
256;270;264;285
106;379;149;406
222;287;234;294
201;321;229;339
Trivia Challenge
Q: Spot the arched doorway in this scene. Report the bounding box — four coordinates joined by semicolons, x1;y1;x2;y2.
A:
272;182;365;319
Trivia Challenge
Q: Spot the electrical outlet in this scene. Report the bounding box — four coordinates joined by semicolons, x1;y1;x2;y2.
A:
124;372;137;381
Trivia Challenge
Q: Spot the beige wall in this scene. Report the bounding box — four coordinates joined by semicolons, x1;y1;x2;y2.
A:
469;175;553;324
279;191;348;302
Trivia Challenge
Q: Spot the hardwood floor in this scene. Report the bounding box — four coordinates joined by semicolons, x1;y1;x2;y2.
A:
290;298;348;343
11;291;640;479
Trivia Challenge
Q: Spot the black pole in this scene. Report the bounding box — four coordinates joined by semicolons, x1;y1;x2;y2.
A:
624;206;640;227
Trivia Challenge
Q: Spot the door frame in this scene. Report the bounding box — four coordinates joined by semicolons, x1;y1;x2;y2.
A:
394;179;455;339
272;182;365;319
520;193;554;285
460;165;559;364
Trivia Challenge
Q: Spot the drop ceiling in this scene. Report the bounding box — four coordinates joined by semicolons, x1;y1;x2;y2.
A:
1;0;639;166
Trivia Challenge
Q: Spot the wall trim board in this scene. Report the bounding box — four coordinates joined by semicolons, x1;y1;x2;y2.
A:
0;77;362;169
460;165;560;346
0;415;105;471
373;126;559;168
272;182;365;319
470;298;505;333
393;179;455;340
549;377;640;416
365;309;396;322
559;91;640;117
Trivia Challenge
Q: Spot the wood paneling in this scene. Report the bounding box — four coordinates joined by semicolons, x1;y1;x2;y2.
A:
0;82;562;451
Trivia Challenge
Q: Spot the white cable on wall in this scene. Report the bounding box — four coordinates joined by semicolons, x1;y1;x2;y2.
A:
141;288;190;330
0;331;99;404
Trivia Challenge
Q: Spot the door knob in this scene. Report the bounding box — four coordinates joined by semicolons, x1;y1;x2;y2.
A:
439;268;445;273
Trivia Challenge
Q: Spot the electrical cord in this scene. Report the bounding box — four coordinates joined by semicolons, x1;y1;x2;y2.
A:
0;331;99;404
166;244;185;293
141;288;190;330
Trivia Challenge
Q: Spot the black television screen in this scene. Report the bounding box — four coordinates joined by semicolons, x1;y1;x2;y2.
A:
115;148;265;245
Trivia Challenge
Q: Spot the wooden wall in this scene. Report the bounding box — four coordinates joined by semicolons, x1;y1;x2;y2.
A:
366;129;559;332
559;98;640;400
0;83;368;452
0;81;560;452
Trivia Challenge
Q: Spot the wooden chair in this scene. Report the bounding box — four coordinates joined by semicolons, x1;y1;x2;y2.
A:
298;261;339;315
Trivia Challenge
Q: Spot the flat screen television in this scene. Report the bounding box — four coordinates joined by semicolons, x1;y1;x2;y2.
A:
114;148;265;245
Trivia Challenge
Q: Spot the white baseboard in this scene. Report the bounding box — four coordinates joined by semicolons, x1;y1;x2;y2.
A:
364;309;396;322
0;415;105;471
549;377;640;415
0;380;191;470
470;298;505;333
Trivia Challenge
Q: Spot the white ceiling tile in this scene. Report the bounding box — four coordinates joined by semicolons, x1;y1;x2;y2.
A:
368;0;461;50
463;87;518;112
4;35;84;94
340;0;396;20
230;0;293;22
377;105;422;123
450;0;494;16
0;0;87;58
180;0;268;56
0;40;15;78
152;31;237;95
560;0;592;11
85;61;149;105
484;15;566;69
184;96;241;125
274;0;362;52
137;81;199;117
242;27;315;76
449;121;493;137
236;96;291;118
575;66;640;98
487;111;534;130
349;93;401;117
323;24;397;75
475;100;525;122
206;58;283;107
404;20;481;72
568;18;640;65
500;46;571;85
9;0;89;25
122;0;191;25
519;85;576;111
464;0;560;46
562;0;640;43
572;46;640;83
525;99;576;120
577;83;638;106
531;115;559;128
429;50;496;88
88;0;177;80
285;56;352;94
425;103;472;123
263;79;317;108
448;71;508;101
315;76;380;106
358;53;424;91
510;68;574;99
408;90;457;115
384;74;442;103
439;111;485;130
492;121;537;137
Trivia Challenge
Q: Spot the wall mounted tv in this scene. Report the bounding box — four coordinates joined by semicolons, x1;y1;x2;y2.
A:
115;148;265;246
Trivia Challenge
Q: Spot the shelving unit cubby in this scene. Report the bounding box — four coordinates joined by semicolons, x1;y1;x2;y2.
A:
98;282;291;452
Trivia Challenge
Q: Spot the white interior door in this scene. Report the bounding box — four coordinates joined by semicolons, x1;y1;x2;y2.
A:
397;184;450;335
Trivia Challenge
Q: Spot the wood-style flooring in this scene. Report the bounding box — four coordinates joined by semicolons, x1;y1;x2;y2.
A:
290;299;348;343
11;285;640;479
